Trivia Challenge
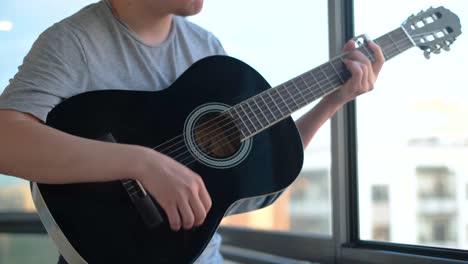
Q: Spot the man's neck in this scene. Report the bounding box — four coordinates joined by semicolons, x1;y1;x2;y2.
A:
109;0;173;46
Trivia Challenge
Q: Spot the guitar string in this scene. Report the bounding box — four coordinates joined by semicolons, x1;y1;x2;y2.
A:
155;37;411;166
195;26;440;149
151;34;415;163
157;36;410;161
177;29;449;165
160;54;349;159
151;27;442;158
148;28;436;158
151;28;422;155
163;38;415;166
150;61;345;155
174;38;416;165
149;30;420;157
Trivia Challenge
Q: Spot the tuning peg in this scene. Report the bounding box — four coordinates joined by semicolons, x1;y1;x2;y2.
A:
442;42;451;51
424;50;431;59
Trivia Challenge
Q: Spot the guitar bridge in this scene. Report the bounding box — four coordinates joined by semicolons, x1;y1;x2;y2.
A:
98;133;163;228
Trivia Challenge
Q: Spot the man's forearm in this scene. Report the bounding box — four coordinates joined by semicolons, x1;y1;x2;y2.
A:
295;97;343;149
0;111;145;184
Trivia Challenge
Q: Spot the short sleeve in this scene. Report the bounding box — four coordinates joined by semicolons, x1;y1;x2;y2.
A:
210;34;227;56
0;23;89;122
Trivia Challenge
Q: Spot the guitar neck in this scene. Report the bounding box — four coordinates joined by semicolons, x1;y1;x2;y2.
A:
229;27;415;140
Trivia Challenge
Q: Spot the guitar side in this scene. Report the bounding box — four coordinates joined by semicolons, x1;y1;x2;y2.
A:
33;55;304;263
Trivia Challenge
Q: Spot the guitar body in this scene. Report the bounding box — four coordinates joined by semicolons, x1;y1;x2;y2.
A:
34;56;304;263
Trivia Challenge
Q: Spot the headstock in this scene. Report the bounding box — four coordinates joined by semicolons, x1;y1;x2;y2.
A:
402;6;462;59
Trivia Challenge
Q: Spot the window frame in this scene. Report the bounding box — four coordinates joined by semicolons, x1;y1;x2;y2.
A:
342;0;468;263
1;1;468;263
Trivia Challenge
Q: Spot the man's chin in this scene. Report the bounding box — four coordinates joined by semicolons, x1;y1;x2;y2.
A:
177;0;203;16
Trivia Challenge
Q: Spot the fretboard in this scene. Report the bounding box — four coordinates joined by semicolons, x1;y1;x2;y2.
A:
228;27;414;140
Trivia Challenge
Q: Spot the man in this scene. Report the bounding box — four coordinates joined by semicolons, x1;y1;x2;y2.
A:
0;0;384;263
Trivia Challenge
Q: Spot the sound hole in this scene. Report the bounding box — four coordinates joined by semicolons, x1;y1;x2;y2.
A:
193;112;240;159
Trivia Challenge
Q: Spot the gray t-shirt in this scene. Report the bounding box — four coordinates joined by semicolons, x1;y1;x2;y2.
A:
0;1;225;263
0;0;225;122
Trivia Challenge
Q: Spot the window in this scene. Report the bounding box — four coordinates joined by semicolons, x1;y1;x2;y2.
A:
373;224;390;241
372;185;389;203
0;181;35;212
1;0;96;212
371;185;390;241
417;166;455;199
190;0;332;235
417;214;456;245
1;0;95;261
355;0;468;252
0;234;58;263
466;183;468;200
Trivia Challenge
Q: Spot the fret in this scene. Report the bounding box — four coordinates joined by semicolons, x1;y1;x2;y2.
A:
232;26;417;141
259;93;278;121
274;88;292;113
232;106;253;135
278;85;298;112
374;28;413;60
283;83;301;109
298;75;312;105
386;31;403;53
318;66;333;97
373;39;390;60
305;71;322;98
328;60;345;84
290;78;307;105
240;104;259;132
309;69;329;98
395;28;414;51
359;45;375;61
379;35;397;59
251;97;270;126
321;63;343;88
228;111;247;139
266;90;286;117
336;56;352;81
246;99;268;128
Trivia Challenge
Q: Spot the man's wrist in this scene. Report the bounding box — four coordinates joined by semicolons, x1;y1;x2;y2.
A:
119;144;152;181
320;94;346;111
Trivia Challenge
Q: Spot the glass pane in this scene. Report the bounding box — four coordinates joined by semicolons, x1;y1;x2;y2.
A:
355;0;468;249
190;0;332;235
1;1;95;212
0;234;58;263
0;178;35;212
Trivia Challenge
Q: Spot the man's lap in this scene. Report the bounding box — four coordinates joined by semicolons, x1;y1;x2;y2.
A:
57;233;223;263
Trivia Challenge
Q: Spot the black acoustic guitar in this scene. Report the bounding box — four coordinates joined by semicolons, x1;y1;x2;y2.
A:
31;7;460;263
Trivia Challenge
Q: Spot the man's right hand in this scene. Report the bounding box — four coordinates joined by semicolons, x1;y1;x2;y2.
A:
135;149;212;231
0;110;212;231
